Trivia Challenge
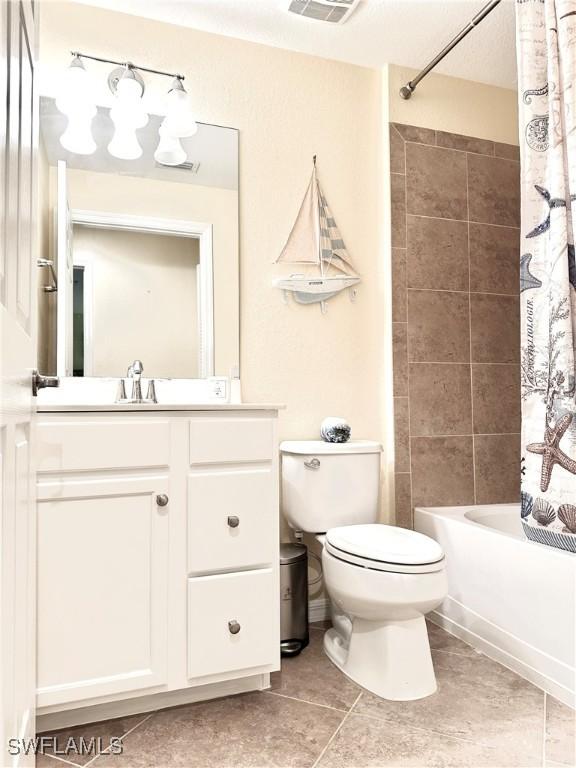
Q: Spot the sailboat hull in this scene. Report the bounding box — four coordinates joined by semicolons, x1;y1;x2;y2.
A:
273;275;360;302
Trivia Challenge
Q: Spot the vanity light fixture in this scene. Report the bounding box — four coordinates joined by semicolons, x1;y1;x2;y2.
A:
55;52;198;166
55;54;97;155
161;78;198;139
108;65;149;160
153;124;187;166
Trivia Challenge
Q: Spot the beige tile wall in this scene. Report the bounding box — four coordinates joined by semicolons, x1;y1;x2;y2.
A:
390;123;521;527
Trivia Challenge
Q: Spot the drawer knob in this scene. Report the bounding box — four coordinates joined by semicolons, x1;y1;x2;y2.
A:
156;494;169;507
227;516;240;528
228;620;241;635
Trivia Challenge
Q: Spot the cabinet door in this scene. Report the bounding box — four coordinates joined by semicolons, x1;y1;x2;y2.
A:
37;474;169;707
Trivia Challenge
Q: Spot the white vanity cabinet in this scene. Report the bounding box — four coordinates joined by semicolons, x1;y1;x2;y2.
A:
35;407;280;728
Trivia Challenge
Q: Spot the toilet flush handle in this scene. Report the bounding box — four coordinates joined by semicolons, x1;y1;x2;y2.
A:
304;457;321;470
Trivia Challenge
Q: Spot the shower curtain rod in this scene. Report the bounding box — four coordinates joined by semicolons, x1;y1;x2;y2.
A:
399;0;502;100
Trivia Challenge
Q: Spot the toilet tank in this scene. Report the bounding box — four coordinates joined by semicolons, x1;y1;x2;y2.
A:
280;440;382;533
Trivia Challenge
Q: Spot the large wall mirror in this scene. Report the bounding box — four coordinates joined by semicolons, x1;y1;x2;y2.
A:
38;98;239;380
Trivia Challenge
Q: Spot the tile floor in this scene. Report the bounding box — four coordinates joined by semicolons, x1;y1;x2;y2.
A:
37;622;575;768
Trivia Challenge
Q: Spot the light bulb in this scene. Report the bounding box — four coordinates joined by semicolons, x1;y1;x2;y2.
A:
56;55;95;118
154;124;186;166
60;110;97;155
56;55;97;155
162;80;197;139
108;125;143;160
107;67;148;161
110;69;149;129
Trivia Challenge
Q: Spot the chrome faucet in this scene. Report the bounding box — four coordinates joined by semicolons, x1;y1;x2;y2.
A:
127;359;144;403
116;360;158;404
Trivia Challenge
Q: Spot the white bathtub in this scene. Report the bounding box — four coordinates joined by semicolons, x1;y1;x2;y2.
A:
415;503;575;708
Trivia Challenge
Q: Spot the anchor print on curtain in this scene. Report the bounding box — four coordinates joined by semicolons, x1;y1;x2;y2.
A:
516;0;576;551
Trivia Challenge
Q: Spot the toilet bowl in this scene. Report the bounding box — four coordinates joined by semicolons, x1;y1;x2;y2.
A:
321;524;447;701
279;440;447;701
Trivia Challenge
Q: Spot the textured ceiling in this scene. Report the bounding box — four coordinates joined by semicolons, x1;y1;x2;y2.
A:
71;0;518;90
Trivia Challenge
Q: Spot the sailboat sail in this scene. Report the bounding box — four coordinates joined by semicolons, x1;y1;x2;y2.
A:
317;188;357;276
273;157;360;311
277;168;320;265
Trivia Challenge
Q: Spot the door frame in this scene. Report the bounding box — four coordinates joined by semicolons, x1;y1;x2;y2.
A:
67;210;214;378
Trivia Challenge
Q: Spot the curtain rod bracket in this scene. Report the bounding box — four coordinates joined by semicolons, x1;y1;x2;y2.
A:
399;83;415;100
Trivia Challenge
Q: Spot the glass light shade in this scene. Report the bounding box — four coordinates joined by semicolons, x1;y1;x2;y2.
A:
56;58;96;118
154;126;186;166
110;75;149;129
60;111;97;155
108;125;143;160
162;87;197;139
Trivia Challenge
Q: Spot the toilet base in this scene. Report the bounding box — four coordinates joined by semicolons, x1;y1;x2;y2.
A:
324;615;438;701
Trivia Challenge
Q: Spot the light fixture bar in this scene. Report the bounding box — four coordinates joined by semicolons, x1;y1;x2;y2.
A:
71;51;185;82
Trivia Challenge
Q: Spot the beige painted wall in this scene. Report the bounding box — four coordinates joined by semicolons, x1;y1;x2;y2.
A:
388;64;519;145
73;226;199;378
38;3;387;461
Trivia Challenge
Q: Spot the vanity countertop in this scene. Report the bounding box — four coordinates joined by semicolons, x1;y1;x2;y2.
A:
37;403;284;413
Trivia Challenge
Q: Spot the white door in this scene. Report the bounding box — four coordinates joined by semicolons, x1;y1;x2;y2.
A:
0;1;38;766
56;160;73;377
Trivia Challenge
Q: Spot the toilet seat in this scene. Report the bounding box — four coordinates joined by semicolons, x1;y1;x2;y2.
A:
325;524;445;574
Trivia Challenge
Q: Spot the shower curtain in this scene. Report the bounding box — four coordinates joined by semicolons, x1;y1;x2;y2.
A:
516;0;576;552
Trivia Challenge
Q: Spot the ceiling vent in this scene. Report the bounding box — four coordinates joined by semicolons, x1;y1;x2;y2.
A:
287;0;361;24
154;161;201;173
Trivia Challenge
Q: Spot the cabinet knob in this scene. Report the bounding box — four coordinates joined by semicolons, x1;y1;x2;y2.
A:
156;494;169;507
227;515;240;528
228;620;241;635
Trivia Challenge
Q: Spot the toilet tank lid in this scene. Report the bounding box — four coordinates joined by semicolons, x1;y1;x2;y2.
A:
280;440;382;455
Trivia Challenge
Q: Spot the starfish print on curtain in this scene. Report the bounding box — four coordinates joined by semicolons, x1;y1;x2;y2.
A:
527;412;576;492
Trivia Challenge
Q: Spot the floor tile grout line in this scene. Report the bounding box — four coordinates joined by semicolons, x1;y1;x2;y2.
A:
311;692;363;768
543;692;548;768
348;707;540;756
37;753;82;768
84;713;155;768
264;689;351;715
429;646;478;658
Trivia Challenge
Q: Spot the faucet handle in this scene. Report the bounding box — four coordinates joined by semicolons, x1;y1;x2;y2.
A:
132;360;144;377
116;379;128;402
146;379;158;404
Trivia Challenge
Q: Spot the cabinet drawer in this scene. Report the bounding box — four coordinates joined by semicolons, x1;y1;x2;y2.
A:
187;570;277;679
188;468;275;573
37;419;171;473
189;417;273;464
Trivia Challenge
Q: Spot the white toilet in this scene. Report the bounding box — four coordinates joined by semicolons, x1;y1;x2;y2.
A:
280;439;448;701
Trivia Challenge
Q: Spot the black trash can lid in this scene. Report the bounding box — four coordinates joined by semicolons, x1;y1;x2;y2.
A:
280;543;307;564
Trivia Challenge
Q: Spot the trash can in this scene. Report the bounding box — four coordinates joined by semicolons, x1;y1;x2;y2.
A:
280;543;309;656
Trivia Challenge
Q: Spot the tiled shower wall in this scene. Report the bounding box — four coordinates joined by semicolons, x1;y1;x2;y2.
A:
390;123;522;528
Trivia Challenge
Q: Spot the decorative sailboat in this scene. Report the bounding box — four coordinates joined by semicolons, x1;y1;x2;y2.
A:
273;156;360;312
